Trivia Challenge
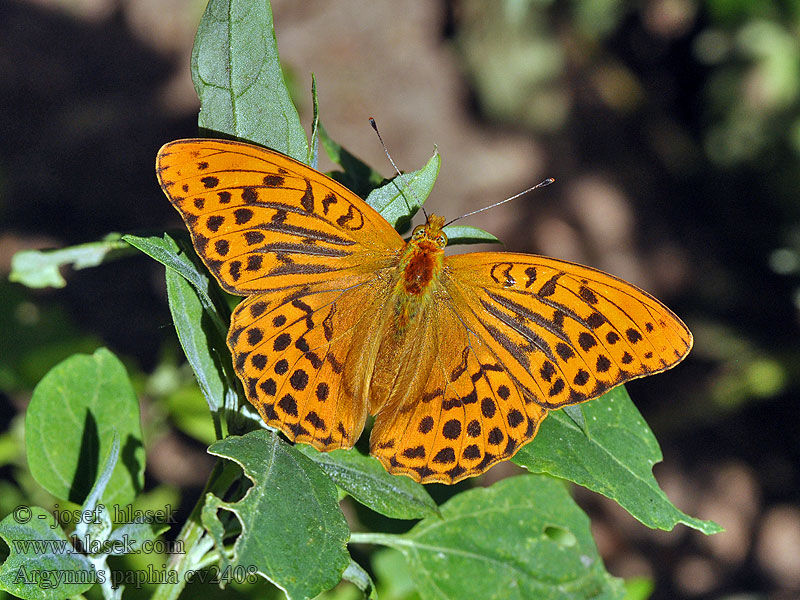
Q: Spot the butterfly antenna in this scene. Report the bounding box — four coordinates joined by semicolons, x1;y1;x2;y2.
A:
443;178;555;227
370;117;429;220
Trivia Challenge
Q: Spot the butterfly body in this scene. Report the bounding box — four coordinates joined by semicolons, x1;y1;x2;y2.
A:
393;215;447;331
157;138;692;484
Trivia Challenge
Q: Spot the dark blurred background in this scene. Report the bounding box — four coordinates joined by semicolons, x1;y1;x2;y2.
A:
2;1;799;598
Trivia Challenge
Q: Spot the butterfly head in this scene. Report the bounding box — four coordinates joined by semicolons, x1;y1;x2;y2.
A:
411;214;448;249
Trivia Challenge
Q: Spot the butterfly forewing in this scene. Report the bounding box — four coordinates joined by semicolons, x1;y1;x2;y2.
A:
156;139;403;295
443;253;693;409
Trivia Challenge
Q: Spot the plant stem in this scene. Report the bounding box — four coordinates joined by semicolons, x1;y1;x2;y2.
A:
348;532;399;547
150;458;241;600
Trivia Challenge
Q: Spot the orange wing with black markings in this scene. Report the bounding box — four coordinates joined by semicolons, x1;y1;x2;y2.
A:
156;139;403;295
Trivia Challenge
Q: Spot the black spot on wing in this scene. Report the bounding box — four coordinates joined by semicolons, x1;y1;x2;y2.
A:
263;174;284;187
402;446;426;459
242;187;258;203
206;215;224;232
234;208;253;225
215;239;229;256
300;179;314;212
442;420;462;439
538;273;563;297
418;416;434;433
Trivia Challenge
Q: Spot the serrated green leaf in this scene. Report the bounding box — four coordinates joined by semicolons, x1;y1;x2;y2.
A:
9;235;135;289
0;507;96;599
24;348;144;507
513;387;722;534
204;430;350;599
191;0;307;160
298;446;439;520
368;475;624;600
366;150;440;232
441;224;500;245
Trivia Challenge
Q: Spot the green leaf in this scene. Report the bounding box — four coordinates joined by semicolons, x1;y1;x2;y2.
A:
191;0;307;160
622;576;654;600
371;548;421;600
0;506;96;599
105;519;169;556
203;430;350;599
125;233;243;433
309;74;320;169
74;431;118;546
513;387;722;534
298;446;439;520
166;386;218;444
342;560;377;600
320;121;387;198
362;475;624;600
562;405;587;434
441;224;500;245
366;150;440;233
9;235;135;289
24;348;144;508
165;267;236;438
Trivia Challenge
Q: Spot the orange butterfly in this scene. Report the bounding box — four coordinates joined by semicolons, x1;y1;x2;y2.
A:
157;138;692;484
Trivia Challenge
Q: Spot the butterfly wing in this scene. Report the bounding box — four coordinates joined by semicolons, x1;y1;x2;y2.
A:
230;276;393;450
157;139;405;448
156;139;404;295
370;251;691;483
370;294;548;483
444;253;692;407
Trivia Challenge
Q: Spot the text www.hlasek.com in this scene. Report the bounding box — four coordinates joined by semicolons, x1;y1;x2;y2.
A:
14;564;260;590
11;535;183;555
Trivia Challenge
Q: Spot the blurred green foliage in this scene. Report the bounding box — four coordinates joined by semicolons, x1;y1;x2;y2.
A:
455;0;800;163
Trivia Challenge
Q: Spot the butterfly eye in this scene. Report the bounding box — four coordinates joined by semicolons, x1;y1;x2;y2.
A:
411;225;426;240
436;233;447;247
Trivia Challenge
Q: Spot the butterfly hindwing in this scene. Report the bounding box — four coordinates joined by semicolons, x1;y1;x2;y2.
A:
156;139;403;295
370;292;547;484
229;276;393;450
